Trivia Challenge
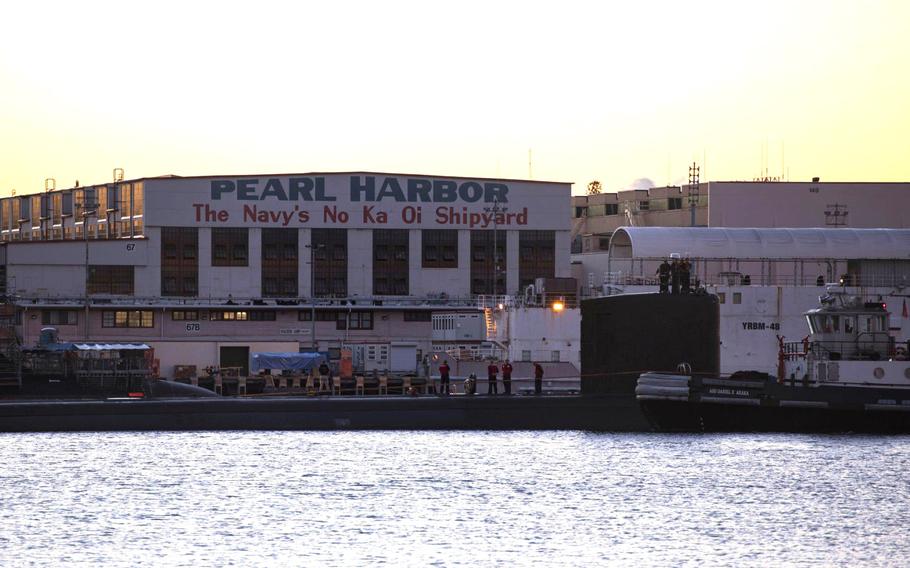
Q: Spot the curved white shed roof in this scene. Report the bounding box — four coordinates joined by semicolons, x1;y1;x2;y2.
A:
609;227;910;260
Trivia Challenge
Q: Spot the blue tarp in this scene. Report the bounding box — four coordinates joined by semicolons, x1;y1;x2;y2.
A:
251;352;326;372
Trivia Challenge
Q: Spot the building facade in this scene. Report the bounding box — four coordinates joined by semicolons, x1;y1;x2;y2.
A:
572;180;910;253
3;172;572;377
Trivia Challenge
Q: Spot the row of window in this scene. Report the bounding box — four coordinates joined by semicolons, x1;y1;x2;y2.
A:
45;309;155;328
162;228;464;271
575;196;707;218
0;184;145;241
40;309;434;329
160;227;555;298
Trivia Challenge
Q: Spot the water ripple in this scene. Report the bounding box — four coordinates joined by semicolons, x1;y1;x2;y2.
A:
0;432;908;566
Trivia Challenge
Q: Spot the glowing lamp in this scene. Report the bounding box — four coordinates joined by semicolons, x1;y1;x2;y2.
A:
552;300;565;312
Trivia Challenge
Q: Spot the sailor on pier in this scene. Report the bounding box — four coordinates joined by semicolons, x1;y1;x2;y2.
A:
657;258;671;293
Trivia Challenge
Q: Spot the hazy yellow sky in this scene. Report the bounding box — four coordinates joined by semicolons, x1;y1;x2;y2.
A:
1;0;908;196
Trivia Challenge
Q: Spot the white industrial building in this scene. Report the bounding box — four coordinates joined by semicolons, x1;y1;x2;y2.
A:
2;172;574;377
572;180;910;253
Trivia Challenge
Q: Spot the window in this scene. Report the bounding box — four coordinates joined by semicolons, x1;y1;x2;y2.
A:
51;193;62;225
161;227;198;296
668;197;683;210
422;230;458;268
571;236;582;254
298;310;338;321
41;310;78;325
519;230;555;289
733;292;742;304
521;350;532;362
404;311;432;322
102;310;154;328
210;311;249;321
470;231;506;295
639;201;650;211
312;229;347;297
172;311;199;321
106;185;120;212
605;204;619;216
261;228;298;297
211;228;248;266
62;192;73;217
19;197;30;223
249;311;276;321
88;266;134;295
551;350;561;362
373;229;409;295
132;183;144;218
717;292;726;304
336;311;373;330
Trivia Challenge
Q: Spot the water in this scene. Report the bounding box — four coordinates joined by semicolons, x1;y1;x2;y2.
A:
1;432;908;567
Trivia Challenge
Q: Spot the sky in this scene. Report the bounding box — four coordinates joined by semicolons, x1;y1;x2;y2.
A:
1;0;908;196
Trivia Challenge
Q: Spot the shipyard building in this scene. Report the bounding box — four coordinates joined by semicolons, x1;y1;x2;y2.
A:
1;172;573;377
572;180;910;253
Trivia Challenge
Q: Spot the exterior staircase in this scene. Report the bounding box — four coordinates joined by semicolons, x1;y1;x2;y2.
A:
483;308;497;338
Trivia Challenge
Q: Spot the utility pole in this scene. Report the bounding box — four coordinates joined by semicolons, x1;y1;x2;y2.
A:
77;189;98;341
306;241;325;351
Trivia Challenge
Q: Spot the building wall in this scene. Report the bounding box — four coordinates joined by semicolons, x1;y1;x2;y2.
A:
22;305;438;376
708;182;910;228
151;341;301;379
502;307;580;368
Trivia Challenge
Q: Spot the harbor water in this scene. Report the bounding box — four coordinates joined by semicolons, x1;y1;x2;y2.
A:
1;431;908;566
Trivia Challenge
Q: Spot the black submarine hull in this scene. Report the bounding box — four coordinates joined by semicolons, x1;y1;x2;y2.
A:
0;394;649;432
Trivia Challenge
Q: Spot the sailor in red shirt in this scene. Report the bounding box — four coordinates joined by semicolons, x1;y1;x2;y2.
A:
439;361;451;395
501;360;513;395
487;361;499;395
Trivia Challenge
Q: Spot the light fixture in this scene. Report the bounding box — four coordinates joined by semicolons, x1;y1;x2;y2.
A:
552;300;565;312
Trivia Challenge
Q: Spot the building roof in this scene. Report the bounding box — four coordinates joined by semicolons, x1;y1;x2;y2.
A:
609;227;910;260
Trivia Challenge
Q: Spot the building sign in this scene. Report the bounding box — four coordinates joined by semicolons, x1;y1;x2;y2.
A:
279;328;311;335
145;173;569;231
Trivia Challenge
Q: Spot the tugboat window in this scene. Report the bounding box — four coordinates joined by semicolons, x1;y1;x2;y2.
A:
844;317;854;333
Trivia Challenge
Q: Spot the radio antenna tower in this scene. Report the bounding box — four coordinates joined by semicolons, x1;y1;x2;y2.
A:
687;162;700;227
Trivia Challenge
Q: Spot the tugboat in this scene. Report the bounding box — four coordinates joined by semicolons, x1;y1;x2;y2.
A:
637;289;910;432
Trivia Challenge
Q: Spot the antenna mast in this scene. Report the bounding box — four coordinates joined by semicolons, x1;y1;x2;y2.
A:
688;162;700;227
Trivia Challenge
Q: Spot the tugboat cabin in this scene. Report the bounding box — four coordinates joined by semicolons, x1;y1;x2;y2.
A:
781;291;910;387
804;294;892;361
